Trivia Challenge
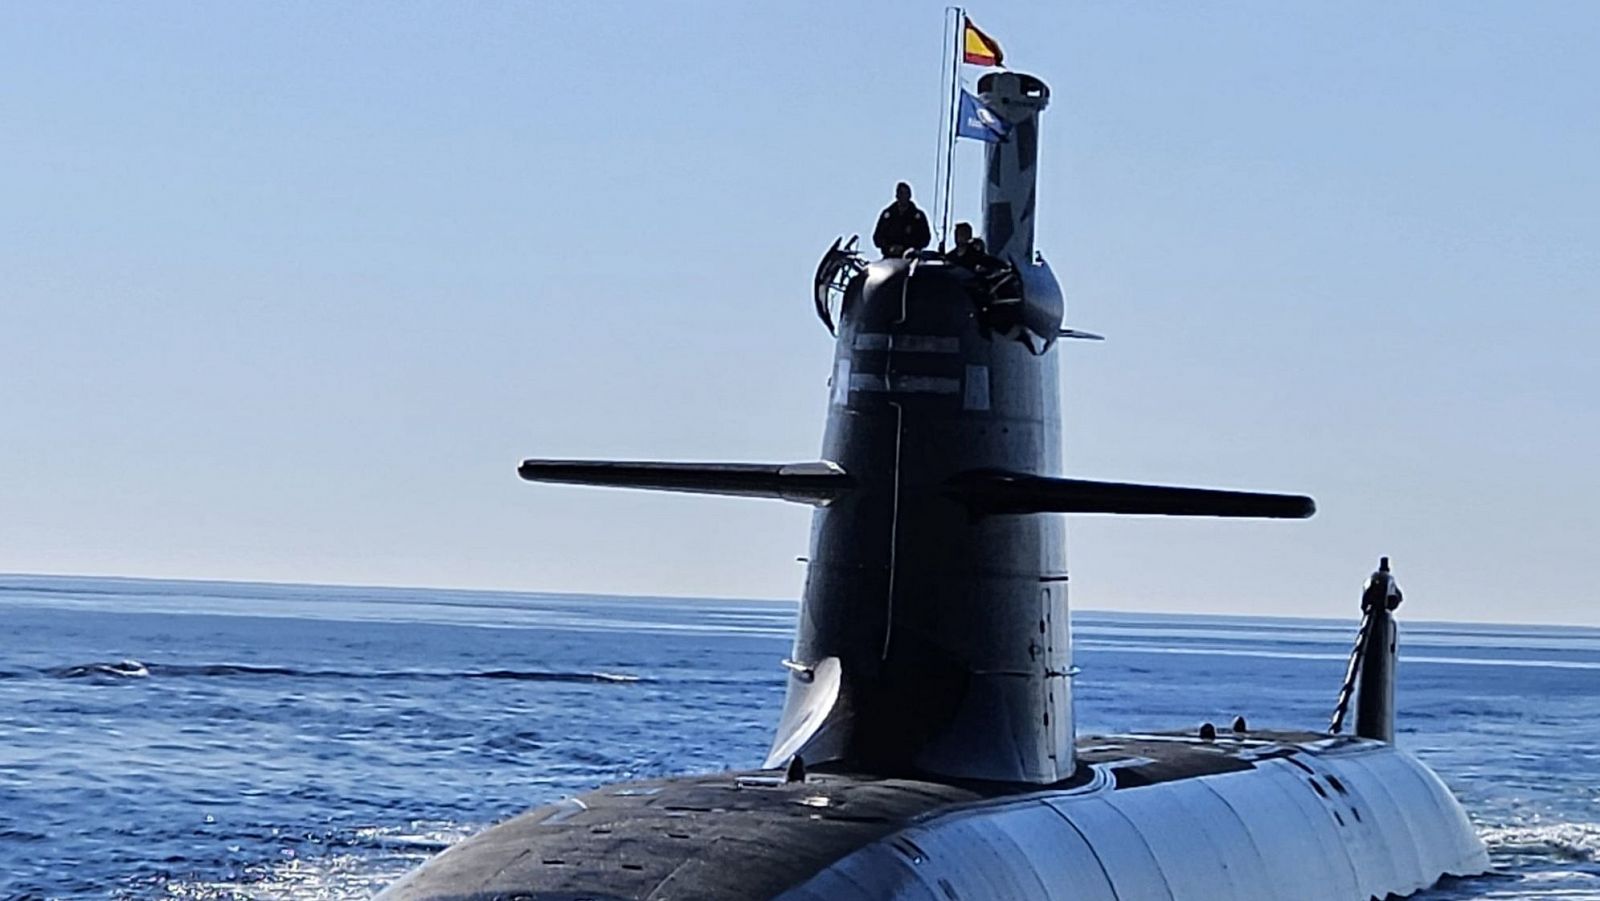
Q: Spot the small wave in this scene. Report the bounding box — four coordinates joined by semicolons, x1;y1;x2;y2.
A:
0;828;50;843
152;663;301;677
1483;822;1600;863
43;660;643;684
482;729;546;752
468;669;638;683
352;821;476;853
134;822;477;900
48;659;150;679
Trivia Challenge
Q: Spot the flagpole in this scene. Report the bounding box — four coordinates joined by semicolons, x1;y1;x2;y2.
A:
931;8;945;251
939;6;963;251
932;8;954;252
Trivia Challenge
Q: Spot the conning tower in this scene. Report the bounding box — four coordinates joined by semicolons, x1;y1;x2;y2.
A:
771;247;1079;783
521;72;1311;786
774;71;1072;782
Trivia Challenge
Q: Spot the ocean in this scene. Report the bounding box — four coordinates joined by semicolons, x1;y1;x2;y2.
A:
1;575;1596;900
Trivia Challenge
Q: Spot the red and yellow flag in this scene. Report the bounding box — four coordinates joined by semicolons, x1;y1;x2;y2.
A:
962;16;1004;67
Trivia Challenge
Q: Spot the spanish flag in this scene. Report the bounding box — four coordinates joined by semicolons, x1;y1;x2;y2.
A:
962;16;1004;67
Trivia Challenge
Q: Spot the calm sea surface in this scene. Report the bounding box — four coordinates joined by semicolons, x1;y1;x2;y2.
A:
2;575;1596;899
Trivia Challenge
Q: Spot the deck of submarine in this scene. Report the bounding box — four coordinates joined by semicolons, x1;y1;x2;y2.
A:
379;729;1338;901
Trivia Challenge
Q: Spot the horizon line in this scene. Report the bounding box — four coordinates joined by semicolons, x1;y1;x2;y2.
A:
3;569;1596;632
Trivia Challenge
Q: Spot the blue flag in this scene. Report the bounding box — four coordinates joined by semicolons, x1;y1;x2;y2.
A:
956;89;1010;143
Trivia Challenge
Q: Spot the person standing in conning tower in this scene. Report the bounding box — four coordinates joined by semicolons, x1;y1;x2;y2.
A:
872;181;931;258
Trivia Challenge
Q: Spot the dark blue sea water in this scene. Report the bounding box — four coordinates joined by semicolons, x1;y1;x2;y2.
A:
2;575;1596;900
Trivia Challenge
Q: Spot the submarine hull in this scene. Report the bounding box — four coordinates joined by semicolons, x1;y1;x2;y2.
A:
376;731;1487;901
386;62;1490;901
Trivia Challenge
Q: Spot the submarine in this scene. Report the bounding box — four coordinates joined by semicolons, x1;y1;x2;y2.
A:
379;70;1489;900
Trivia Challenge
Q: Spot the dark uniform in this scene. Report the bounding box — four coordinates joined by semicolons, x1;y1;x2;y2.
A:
948;237;1004;274
873;202;932;257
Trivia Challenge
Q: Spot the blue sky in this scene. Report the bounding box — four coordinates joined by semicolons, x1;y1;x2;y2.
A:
3;2;1596;624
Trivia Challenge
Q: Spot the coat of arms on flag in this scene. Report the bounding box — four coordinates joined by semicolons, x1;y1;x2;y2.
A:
956;89;1010;143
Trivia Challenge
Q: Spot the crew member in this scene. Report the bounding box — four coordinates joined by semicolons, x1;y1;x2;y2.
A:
946;221;1002;273
872;182;931;257
946;221;980;266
